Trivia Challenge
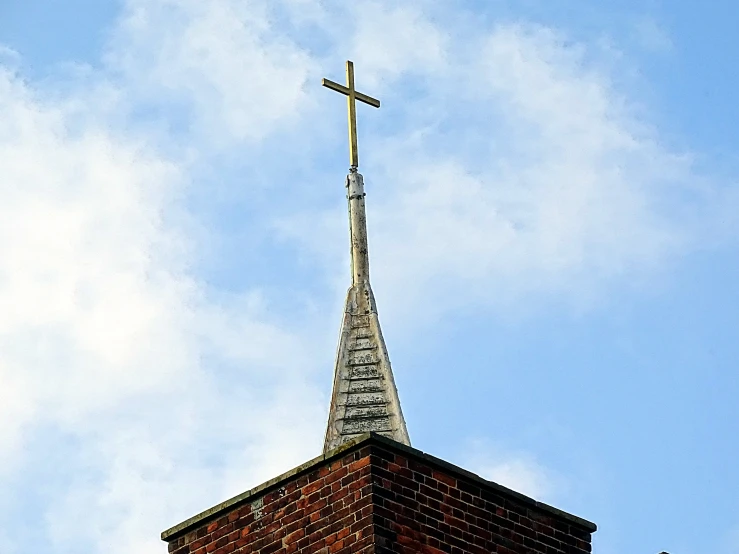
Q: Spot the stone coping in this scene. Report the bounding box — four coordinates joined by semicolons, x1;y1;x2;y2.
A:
162;433;596;541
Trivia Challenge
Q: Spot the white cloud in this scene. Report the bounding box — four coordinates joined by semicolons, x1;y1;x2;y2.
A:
0;45;21;68
107;0;316;144
721;523;739;554
1;1;737;554
42;384;325;554
0;63;185;453
348;1;448;87
633;16;673;54
461;439;562;502
282;22;733;323
0;13;325;552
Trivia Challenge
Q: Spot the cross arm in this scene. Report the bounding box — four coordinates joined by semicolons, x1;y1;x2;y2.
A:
321;78;381;108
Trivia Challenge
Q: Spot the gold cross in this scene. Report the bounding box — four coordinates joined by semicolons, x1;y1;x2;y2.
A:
322;60;380;169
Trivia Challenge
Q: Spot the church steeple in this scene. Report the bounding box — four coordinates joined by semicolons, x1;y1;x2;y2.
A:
322;62;410;452
160;62;597;554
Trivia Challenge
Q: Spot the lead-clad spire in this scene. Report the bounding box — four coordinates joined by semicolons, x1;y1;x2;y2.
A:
323;169;410;452
322;63;410;452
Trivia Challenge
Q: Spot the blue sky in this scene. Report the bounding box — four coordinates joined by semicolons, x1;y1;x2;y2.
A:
0;1;737;554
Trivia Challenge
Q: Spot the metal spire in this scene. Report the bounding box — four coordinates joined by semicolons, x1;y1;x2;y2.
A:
322;62;410;452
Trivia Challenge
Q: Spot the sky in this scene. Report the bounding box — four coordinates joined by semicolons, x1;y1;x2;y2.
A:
0;0;737;553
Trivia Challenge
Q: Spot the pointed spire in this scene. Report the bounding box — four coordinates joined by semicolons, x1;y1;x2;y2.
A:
324;169;410;452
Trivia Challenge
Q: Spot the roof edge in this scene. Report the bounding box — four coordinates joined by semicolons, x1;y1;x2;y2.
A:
366;433;597;533
161;433;596;542
161;434;372;541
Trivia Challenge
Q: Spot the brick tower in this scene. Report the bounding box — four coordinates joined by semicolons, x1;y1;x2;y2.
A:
161;62;596;554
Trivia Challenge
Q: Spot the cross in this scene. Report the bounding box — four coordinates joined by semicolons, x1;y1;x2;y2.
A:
322;60;380;169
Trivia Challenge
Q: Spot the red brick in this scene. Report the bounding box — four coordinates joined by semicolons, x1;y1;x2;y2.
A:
347;456;371;473
328;539;345;552
432;471;457;487
285;529;305;545
163;444;593;554
302;479;325;495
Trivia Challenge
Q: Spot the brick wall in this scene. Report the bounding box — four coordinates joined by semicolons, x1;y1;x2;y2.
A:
162;435;595;554
368;443;593;554
166;445;376;554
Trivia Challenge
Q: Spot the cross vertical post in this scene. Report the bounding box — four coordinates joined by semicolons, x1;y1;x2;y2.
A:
322;60;381;169
346;61;359;168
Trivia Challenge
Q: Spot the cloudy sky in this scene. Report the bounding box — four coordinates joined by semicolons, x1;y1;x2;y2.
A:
1;0;738;553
